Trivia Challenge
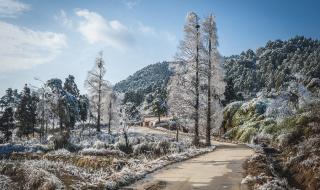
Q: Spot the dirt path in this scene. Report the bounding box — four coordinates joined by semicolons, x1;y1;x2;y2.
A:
124;138;253;190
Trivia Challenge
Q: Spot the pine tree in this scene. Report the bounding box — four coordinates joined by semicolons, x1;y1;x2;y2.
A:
64;75;80;98
152;87;167;123
0;107;14;142
0;88;17;110
79;95;89;124
16;84;34;137
30;92;39;137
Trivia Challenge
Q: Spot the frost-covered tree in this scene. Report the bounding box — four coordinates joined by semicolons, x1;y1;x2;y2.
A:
0;107;14;142
85;52;111;132
35;81;52;140
79;95;89;124
64;75;80;98
106;91;117;134
173;12;202;146
152;87;167;122
0;88;19;111
16;84;38;138
47;78;65;131
202;14;225;146
224;36;320;103
47;78;79;133
61;92;79;131
30;92;39;137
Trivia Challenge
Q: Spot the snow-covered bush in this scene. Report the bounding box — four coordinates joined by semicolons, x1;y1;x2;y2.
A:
93;140;106;149
258;179;289;190
132;141;172;157
47;148;71;156
80;148;125;157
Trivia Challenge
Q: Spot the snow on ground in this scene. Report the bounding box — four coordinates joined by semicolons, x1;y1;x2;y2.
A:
0;126;214;189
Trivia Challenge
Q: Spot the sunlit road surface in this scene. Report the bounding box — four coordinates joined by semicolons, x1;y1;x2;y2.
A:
124;138;253;190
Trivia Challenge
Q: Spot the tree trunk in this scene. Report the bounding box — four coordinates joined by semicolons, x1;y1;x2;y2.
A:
97;62;102;132
206;29;212;147
97;93;101;132
32;123;35;137
60;119;63;134
176;124;179;142
194;24;200;146
45;121;48;135
158;108;161;123
108;100;112;134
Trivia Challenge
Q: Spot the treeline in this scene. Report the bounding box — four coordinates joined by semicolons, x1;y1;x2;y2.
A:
0;76;88;142
0;53;117;143
224;36;320;103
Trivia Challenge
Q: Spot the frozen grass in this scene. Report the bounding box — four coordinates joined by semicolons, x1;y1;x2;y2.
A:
0;126;215;189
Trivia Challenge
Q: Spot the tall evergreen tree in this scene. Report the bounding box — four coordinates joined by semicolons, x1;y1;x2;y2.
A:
16;84;34;137
0;107;14;142
0;88;19;110
30;92;39;137
64;75;80;98
79;95;89;124
152;87;167;123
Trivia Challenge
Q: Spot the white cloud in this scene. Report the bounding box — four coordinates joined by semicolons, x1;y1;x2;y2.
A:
162;31;177;43
54;9;73;28
136;22;176;43
137;22;156;36
75;9;133;49
0;0;30;18
123;0;141;9
0;21;67;72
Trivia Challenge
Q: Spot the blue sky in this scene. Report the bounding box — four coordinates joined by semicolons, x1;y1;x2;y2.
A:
0;0;319;95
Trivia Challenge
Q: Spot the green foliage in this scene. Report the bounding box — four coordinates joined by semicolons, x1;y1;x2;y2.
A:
224;36;320;103
47;78;80;130
0;88;19;110
79;95;89;123
0;107;14;142
114;62;173;120
15;84;39;136
63;75;80;98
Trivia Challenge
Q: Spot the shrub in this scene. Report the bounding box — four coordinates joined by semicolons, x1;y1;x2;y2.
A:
80;148;125;157
115;141;133;154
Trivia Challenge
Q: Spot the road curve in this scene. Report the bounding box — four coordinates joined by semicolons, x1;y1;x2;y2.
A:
124;140;253;190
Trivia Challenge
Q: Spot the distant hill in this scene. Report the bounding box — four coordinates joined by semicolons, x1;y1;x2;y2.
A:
114;61;174;120
114;62;173;93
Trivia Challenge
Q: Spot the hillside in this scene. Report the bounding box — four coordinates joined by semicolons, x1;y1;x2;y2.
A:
221;36;320;189
223;36;320;103
114;61;174;120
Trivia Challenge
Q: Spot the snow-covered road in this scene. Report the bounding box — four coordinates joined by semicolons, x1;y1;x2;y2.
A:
125;127;253;190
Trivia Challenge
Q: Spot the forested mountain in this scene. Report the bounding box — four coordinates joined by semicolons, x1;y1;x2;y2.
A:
114;61;173;93
113;36;320;121
114;61;173;120
223;36;320;103
221;36;320;189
